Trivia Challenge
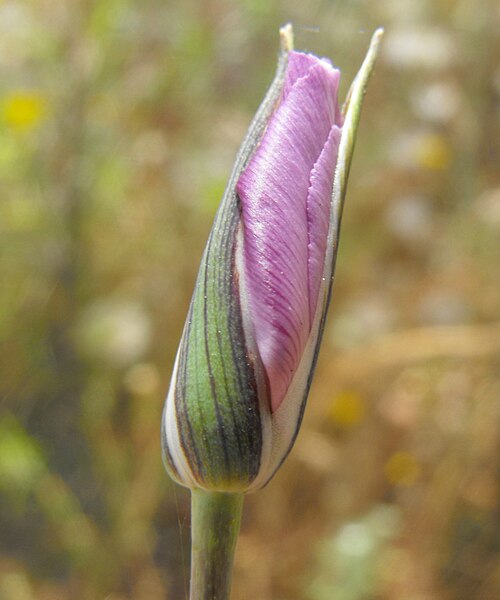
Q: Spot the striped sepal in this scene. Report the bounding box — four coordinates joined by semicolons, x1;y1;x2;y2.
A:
174;200;262;488
162;34;291;490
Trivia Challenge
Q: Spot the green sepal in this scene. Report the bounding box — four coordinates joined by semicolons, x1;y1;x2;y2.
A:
168;29;294;490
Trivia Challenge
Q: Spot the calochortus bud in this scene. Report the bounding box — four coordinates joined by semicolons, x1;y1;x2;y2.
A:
163;26;383;493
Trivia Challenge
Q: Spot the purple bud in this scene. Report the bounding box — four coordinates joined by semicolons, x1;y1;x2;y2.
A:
162;27;383;492
237;51;342;413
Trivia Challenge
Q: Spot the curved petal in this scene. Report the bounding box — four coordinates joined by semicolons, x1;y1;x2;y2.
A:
306;124;341;319
237;53;341;413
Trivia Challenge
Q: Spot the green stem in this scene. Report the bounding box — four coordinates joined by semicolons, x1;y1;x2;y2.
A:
189;490;245;600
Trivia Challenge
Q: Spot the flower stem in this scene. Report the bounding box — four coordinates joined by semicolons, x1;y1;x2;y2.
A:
189;490;244;600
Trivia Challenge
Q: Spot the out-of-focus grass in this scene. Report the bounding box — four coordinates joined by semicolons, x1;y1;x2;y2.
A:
0;0;498;598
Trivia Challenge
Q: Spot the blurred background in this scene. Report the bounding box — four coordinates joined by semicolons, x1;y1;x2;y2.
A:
1;0;499;598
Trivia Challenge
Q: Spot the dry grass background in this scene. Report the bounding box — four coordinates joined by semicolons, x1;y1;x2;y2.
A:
0;0;499;598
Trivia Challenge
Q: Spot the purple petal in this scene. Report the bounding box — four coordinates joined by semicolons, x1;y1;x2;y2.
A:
306;124;341;320
237;52;341;412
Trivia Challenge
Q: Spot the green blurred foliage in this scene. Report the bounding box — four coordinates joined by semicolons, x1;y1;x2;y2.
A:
1;0;499;598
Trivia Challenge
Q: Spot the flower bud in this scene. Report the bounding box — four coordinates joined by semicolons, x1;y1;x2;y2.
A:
162;26;383;492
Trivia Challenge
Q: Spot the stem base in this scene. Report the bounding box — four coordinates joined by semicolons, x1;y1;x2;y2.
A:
190;490;244;600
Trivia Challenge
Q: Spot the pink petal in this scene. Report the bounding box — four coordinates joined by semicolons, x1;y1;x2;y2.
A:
306;124;341;320
237;52;341;412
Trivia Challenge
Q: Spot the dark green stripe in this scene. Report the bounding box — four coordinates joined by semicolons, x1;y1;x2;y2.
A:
202;232;231;473
177;302;205;480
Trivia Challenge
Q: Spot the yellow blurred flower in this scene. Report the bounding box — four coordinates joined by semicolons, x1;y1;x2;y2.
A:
1;91;47;130
328;390;366;428
384;452;421;486
416;133;451;170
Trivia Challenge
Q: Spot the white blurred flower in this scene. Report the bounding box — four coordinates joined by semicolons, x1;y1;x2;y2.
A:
77;299;152;366
385;195;433;243
0;2;32;34
383;27;456;70
411;81;461;123
335;523;375;557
